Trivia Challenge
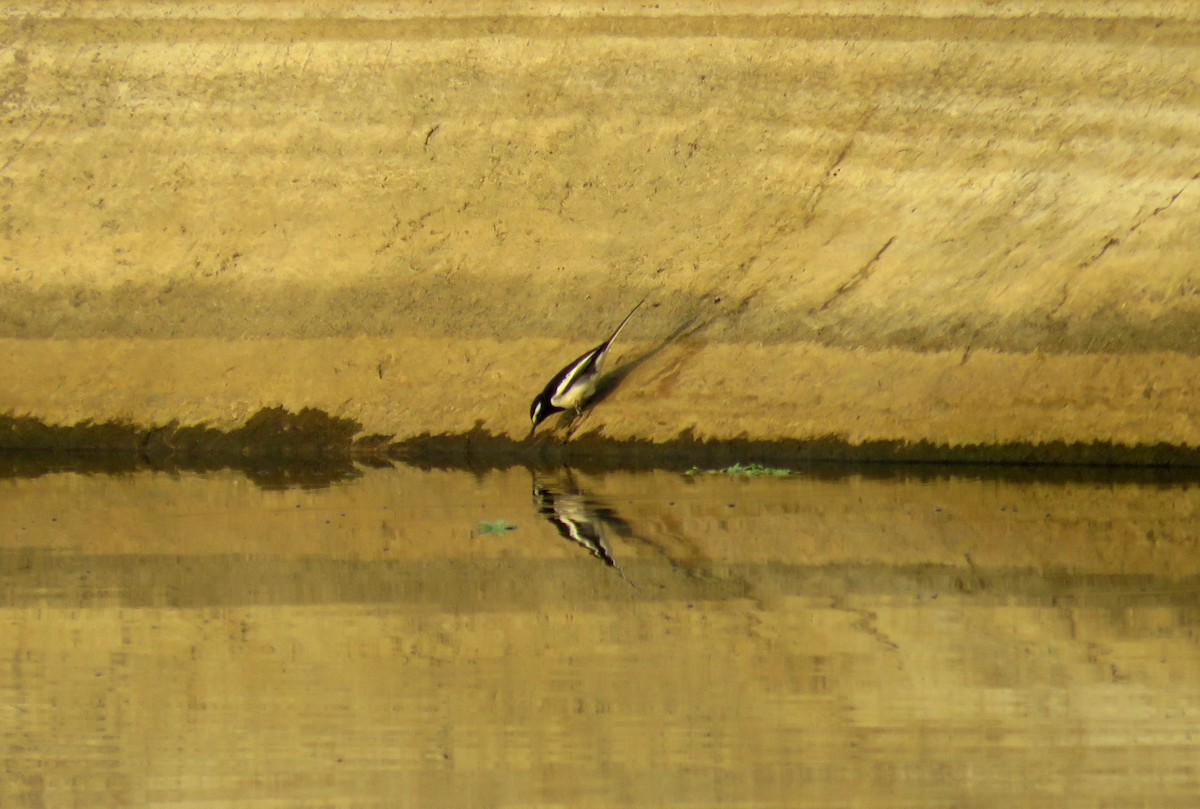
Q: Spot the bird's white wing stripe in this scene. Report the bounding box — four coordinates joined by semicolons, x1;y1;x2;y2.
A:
556;516;613;565
552;349;600;400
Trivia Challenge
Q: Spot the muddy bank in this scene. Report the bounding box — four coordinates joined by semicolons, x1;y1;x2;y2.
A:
3;4;1200;453
5;335;1200;465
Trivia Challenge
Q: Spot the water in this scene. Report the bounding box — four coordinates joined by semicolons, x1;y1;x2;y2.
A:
2;461;1199;807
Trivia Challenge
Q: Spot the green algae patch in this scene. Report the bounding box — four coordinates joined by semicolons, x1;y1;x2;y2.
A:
684;462;794;478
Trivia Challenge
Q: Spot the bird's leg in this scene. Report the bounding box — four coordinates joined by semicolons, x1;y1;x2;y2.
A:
563;405;590;439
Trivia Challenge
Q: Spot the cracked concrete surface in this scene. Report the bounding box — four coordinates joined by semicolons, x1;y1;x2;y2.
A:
2;2;1200;454
816;236;896;313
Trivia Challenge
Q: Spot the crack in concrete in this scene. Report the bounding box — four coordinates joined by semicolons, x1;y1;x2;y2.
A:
802;106;876;227
1055;172;1200;314
817;235;896;312
802;135;855;227
0;112;50;175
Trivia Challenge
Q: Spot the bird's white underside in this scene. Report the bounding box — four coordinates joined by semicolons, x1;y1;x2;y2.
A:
550;372;597;409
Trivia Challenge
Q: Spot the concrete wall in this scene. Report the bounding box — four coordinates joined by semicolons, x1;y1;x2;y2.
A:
3;3;1200;455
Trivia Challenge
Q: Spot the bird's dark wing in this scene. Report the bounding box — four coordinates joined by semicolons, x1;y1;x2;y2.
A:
549;343;607;401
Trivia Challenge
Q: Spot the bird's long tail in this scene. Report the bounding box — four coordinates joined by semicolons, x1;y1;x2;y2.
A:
603;298;645;349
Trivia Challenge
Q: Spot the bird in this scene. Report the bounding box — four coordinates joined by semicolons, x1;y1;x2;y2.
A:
531;472;638;589
528;298;645;433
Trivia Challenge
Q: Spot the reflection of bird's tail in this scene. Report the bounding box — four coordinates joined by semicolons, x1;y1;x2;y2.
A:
588;538;639;591
582;539;639;590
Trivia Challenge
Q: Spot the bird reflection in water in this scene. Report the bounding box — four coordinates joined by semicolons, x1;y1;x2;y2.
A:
531;470;638;589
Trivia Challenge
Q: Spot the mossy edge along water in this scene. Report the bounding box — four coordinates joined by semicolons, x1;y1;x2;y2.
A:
5;408;1200;485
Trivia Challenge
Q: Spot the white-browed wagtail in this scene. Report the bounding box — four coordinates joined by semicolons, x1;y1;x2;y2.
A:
528;298;645;433
531;472;637;588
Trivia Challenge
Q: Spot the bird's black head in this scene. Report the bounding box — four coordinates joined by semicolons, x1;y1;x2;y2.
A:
529;394;560;433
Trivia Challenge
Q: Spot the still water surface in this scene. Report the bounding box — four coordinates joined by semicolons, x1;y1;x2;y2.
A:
2;461;1199;807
